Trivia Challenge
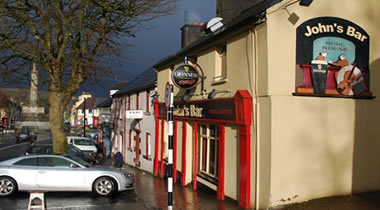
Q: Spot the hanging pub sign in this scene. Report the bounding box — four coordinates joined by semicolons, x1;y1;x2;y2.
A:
295;17;372;97
171;64;200;89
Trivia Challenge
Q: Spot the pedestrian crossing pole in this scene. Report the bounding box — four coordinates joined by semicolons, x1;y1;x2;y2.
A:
165;82;174;209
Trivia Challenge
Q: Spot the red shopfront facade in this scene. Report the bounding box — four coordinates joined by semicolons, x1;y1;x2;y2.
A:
153;90;253;208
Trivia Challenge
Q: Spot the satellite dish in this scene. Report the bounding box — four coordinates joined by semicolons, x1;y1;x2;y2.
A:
206;17;223;33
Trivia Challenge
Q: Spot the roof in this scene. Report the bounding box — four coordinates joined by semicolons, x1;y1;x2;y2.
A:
113;68;157;97
77;97;107;110
153;0;281;69
111;82;129;90
96;97;112;108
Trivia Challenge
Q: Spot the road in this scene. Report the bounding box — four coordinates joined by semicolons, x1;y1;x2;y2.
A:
0;132;242;210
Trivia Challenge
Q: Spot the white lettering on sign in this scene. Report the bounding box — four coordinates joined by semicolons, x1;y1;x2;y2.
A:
173;105;203;118
346;26;368;42
304;23;367;42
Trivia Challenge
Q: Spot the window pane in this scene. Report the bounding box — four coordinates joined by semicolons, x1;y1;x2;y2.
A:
13;157;37;166
201;138;207;171
51;157;72;168
209;139;216;175
202;125;207;135
210;125;216;137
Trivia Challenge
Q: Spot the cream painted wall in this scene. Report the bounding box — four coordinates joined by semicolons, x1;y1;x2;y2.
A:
224;125;239;200
261;0;380;208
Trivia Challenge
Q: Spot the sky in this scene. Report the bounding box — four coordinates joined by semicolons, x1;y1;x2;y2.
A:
86;0;217;97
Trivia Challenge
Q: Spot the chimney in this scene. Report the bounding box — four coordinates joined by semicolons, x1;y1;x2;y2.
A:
216;0;263;20
181;23;204;49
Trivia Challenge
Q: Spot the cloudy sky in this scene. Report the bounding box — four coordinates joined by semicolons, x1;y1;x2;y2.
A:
86;0;217;97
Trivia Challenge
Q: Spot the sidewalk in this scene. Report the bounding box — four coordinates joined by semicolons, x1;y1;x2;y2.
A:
98;157;242;210
272;191;380;210
99;158;380;210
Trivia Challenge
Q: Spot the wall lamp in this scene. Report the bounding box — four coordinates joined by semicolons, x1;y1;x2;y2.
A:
181;89;201;102
150;90;159;103
207;89;231;99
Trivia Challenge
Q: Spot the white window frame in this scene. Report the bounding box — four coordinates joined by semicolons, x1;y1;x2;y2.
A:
199;124;218;178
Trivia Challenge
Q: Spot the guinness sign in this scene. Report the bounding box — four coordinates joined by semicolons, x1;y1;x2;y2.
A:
172;64;200;89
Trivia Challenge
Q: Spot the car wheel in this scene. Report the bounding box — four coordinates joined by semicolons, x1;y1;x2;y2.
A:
0;177;17;196
93;177;115;196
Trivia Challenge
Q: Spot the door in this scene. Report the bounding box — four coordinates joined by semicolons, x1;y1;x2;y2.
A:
36;157;85;190
134;133;140;166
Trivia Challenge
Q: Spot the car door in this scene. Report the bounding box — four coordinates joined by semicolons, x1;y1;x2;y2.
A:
35;157;86;191
11;157;40;190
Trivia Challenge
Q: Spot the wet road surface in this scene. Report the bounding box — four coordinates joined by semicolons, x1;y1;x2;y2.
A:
0;132;243;210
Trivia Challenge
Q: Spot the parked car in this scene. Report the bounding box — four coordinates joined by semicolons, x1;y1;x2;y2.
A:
0;154;134;196
67;136;98;157
16;127;37;143
85;130;98;140
24;144;98;165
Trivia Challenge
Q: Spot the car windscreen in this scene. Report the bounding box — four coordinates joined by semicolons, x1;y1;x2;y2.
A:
73;139;94;146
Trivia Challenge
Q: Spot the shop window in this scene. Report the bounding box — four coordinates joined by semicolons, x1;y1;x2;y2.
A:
199;124;218;178
143;133;152;160
213;45;227;84
294;17;373;98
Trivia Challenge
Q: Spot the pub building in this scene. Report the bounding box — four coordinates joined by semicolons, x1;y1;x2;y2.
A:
151;0;380;209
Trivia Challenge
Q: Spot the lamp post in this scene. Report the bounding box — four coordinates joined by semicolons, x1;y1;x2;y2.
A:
83;98;86;137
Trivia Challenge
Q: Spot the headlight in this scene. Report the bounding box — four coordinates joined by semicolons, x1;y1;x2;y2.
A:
122;173;133;179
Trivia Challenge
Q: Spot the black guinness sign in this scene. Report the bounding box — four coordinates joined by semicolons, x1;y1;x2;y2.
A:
172;64;200;89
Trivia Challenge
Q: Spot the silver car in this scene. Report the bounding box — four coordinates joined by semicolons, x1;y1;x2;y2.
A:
0;154;134;196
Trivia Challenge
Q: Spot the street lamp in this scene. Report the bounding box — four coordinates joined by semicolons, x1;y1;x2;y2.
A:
83;98;86;137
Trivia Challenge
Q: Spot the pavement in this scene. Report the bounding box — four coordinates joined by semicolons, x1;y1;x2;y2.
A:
99;157;380;210
271;191;380;210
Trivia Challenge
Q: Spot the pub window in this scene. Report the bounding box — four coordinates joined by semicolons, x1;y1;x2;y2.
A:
199;124;218;178
213;45;227;83
294;17;373;98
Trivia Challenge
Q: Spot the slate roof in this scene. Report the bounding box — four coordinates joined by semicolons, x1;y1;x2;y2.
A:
113;68;157;97
96;97;112;108
77;97;107;110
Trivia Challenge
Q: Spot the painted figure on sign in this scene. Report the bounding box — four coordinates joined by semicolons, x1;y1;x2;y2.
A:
316;51;327;60
329;54;363;96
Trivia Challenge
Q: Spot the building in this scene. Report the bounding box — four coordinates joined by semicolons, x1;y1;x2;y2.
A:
152;0;380;209
70;92;91;126
75;96;106;128
111;69;157;173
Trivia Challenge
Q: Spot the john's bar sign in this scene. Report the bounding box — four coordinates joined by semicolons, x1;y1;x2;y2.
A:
158;98;236;123
172;64;200;89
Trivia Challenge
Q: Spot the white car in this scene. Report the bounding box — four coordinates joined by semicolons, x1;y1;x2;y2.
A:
67;136;97;157
0;154;134;196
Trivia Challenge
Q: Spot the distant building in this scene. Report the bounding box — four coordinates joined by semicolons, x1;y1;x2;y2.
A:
72;92;106;127
111;68;157;174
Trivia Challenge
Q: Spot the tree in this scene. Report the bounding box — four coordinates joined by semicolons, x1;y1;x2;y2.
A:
0;0;178;153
